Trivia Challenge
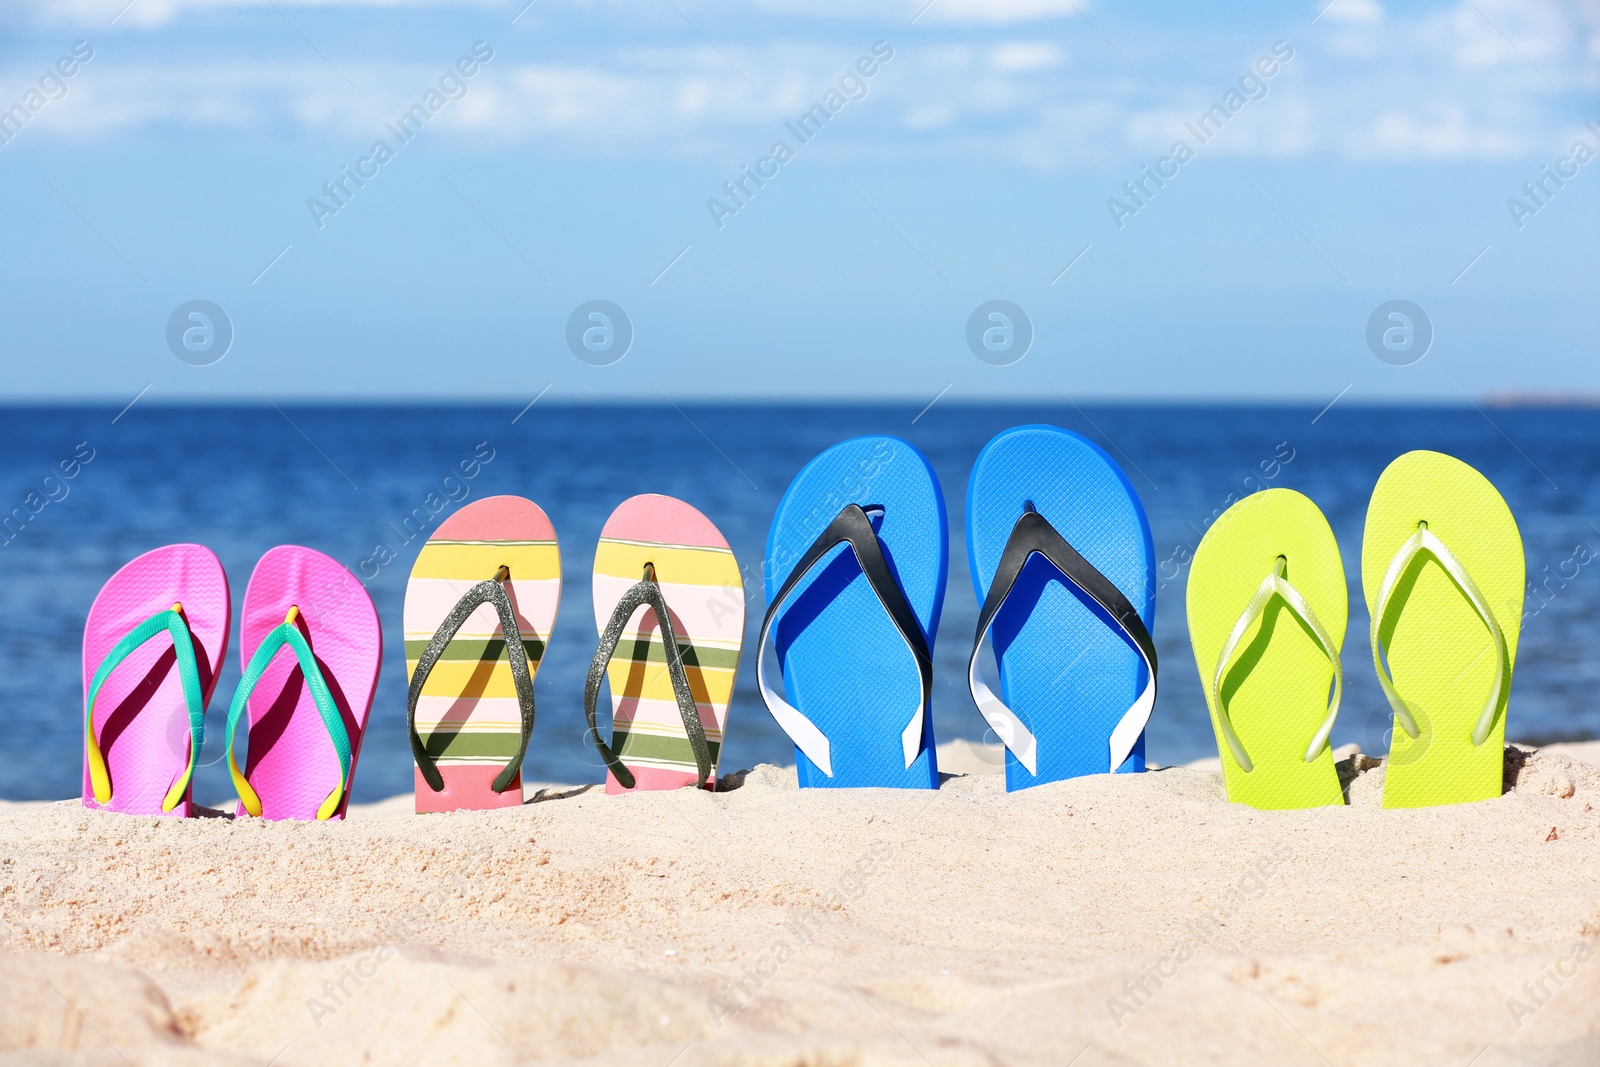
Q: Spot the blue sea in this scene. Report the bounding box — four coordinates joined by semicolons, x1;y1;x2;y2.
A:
3;403;1596;805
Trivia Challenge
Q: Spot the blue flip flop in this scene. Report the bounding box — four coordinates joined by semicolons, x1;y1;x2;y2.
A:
966;424;1157;790
759;436;947;789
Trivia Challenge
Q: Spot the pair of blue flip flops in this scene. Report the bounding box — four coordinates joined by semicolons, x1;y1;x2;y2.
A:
758;425;1157;791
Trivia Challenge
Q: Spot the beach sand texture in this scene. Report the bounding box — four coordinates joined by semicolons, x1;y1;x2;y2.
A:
4;741;1600;1066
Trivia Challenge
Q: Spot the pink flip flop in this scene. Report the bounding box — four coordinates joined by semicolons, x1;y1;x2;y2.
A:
83;545;230;818
226;546;381;821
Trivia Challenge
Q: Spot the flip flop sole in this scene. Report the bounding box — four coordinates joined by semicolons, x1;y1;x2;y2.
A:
82;545;229;817
766;436;946;789
967;424;1156;788
1363;451;1523;808
238;546;381;821
406;496;560;812
594;495;743;792
1188;489;1347;810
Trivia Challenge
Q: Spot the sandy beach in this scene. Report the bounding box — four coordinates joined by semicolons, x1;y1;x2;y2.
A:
5;741;1600;1067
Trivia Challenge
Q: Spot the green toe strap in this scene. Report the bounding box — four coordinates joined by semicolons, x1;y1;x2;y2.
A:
85;606;206;812
226;608;351;820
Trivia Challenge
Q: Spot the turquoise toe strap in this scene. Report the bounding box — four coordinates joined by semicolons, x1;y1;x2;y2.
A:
226;612;351;820
85;607;206;811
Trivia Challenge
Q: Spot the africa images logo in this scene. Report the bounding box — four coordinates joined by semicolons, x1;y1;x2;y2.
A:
706;42;895;229
1106;41;1294;229
306;42;495;229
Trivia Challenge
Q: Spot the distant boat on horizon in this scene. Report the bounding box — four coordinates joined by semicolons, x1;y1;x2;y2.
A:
1483;391;1600;409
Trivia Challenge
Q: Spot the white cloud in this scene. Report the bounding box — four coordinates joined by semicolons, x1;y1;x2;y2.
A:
5;0;1595;166
750;0;1091;25
26;0;494;29
912;0;1090;23
903;103;955;130
988;42;1064;72
1359;107;1535;159
22;0;1091;29
1319;0;1383;25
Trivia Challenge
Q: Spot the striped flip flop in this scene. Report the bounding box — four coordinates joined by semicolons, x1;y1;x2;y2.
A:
586;494;744;793
405;496;561;813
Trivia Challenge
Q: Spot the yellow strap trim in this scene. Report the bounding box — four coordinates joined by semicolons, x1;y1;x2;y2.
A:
316;782;343;821
230;744;263;817
162;747;194;812
86;718;112;803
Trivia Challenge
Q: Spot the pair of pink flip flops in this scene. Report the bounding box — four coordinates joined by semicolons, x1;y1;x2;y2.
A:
82;544;381;820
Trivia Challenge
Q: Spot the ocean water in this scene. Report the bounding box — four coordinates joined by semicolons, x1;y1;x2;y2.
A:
3;402;1597;805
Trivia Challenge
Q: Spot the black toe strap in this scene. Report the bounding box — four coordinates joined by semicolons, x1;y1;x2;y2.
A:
586;572;711;790
757;503;932;776
408;571;537;794
969;507;1157;774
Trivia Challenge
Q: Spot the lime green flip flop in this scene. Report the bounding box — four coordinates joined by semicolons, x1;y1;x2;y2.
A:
1187;488;1348;810
1363;450;1524;809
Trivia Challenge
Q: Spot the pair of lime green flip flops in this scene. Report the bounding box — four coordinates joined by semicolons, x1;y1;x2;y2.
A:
1187;450;1524;810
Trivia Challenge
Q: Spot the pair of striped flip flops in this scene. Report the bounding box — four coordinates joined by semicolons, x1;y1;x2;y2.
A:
1188;450;1524;810
404;494;743;812
83;545;381;820
759;426;1157;791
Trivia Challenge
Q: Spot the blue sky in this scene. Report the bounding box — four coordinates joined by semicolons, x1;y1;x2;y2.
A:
0;0;1595;402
